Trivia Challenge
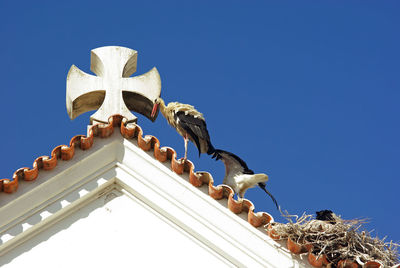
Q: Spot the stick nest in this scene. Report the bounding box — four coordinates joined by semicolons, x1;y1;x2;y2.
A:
267;212;399;266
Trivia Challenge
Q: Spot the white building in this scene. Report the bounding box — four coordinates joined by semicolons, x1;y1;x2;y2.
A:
0;116;310;267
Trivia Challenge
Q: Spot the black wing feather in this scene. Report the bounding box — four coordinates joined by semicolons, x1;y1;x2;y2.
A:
212;149;254;175
258;183;280;212
175;111;212;155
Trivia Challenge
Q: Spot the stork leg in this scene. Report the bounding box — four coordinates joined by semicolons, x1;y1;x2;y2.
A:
238;192;244;202
184;134;188;161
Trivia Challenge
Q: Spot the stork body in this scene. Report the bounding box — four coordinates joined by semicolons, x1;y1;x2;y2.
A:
151;98;215;160
316;210;340;224
212;149;280;210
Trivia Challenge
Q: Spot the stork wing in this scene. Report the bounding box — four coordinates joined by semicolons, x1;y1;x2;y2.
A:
174;111;211;152
212;149;254;177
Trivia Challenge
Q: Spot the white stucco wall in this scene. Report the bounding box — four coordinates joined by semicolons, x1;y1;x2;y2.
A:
2;189;232;267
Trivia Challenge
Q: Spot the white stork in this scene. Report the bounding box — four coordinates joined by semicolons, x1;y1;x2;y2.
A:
151;97;215;161
212;149;280;211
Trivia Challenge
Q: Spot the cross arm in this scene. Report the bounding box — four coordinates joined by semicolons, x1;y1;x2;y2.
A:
123;67;161;102
66;65;104;120
121;67;161;121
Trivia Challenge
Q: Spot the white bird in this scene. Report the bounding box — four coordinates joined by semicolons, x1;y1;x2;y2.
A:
212;149;280;210
151;97;215;161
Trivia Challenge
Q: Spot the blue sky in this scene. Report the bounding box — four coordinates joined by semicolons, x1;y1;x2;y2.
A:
1;1;399;243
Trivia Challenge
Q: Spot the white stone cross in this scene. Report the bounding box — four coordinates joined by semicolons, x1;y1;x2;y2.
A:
66;46;161;123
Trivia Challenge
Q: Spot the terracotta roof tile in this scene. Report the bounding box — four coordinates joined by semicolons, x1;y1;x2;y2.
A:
3;114;397;267
267;222;398;267
0;114;272;229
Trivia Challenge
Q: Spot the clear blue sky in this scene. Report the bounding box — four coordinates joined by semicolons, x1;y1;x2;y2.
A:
1;1;399;243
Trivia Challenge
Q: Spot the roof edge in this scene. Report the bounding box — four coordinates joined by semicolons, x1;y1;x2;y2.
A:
1;114;272;229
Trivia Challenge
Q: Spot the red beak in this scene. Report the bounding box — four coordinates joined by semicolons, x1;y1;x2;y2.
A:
151;102;159;118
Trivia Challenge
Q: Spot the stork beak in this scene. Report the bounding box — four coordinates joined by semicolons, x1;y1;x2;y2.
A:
151;102;159;118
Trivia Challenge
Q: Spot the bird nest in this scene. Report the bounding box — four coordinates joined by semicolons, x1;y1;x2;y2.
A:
267;212;399;266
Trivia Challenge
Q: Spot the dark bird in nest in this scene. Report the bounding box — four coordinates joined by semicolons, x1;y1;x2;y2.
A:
316;210;340;224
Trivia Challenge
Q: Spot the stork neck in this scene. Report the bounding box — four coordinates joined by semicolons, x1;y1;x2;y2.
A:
158;98;167;117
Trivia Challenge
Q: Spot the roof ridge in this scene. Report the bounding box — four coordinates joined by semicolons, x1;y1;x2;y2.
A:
0;114;273;229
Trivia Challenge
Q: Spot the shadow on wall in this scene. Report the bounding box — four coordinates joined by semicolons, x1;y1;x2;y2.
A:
0;178;120;266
